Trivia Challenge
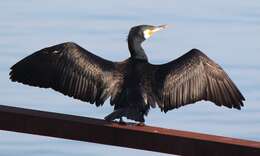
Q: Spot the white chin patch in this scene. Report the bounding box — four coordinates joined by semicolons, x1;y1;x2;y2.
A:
143;29;152;39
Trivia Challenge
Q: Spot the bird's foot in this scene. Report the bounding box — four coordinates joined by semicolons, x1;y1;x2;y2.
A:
136;122;145;126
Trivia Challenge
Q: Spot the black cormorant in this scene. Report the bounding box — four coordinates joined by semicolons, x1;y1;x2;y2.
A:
9;25;245;123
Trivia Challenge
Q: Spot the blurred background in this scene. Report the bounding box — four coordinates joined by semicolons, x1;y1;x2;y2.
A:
0;0;260;155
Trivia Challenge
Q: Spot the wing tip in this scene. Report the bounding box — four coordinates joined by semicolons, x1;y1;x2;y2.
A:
229;98;245;110
9;67;18;82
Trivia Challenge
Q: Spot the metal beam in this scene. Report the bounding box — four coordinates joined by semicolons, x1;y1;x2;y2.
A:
0;104;260;155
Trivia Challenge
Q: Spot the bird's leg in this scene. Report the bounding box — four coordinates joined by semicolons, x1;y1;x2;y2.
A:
136;114;145;126
119;117;126;125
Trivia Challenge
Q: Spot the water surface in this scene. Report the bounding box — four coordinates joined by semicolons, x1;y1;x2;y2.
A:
1;1;260;155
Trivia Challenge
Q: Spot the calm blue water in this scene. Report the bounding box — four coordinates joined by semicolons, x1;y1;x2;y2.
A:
1;1;260;155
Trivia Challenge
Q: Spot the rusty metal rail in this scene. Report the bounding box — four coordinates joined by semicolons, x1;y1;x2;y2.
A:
0;104;260;155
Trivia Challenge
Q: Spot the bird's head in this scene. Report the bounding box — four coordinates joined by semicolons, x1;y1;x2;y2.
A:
128;24;167;42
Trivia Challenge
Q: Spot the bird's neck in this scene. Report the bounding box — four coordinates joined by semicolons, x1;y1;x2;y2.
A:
128;38;148;61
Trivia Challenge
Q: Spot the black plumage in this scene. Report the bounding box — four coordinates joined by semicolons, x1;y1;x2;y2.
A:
9;25;245;123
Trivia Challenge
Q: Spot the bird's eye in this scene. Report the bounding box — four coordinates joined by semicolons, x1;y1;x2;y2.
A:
143;29;153;39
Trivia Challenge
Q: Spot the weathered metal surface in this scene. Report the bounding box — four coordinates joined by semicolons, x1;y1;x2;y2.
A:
0;104;260;155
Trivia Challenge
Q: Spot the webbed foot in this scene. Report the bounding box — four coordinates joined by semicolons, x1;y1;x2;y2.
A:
136;122;145;126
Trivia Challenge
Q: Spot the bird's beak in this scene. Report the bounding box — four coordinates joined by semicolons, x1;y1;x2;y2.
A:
143;25;168;39
151;25;168;33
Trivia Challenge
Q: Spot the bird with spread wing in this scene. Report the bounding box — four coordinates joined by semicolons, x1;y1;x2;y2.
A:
10;25;245;124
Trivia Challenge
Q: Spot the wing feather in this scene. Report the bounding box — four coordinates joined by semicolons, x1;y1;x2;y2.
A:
10;42;122;106
153;49;245;112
